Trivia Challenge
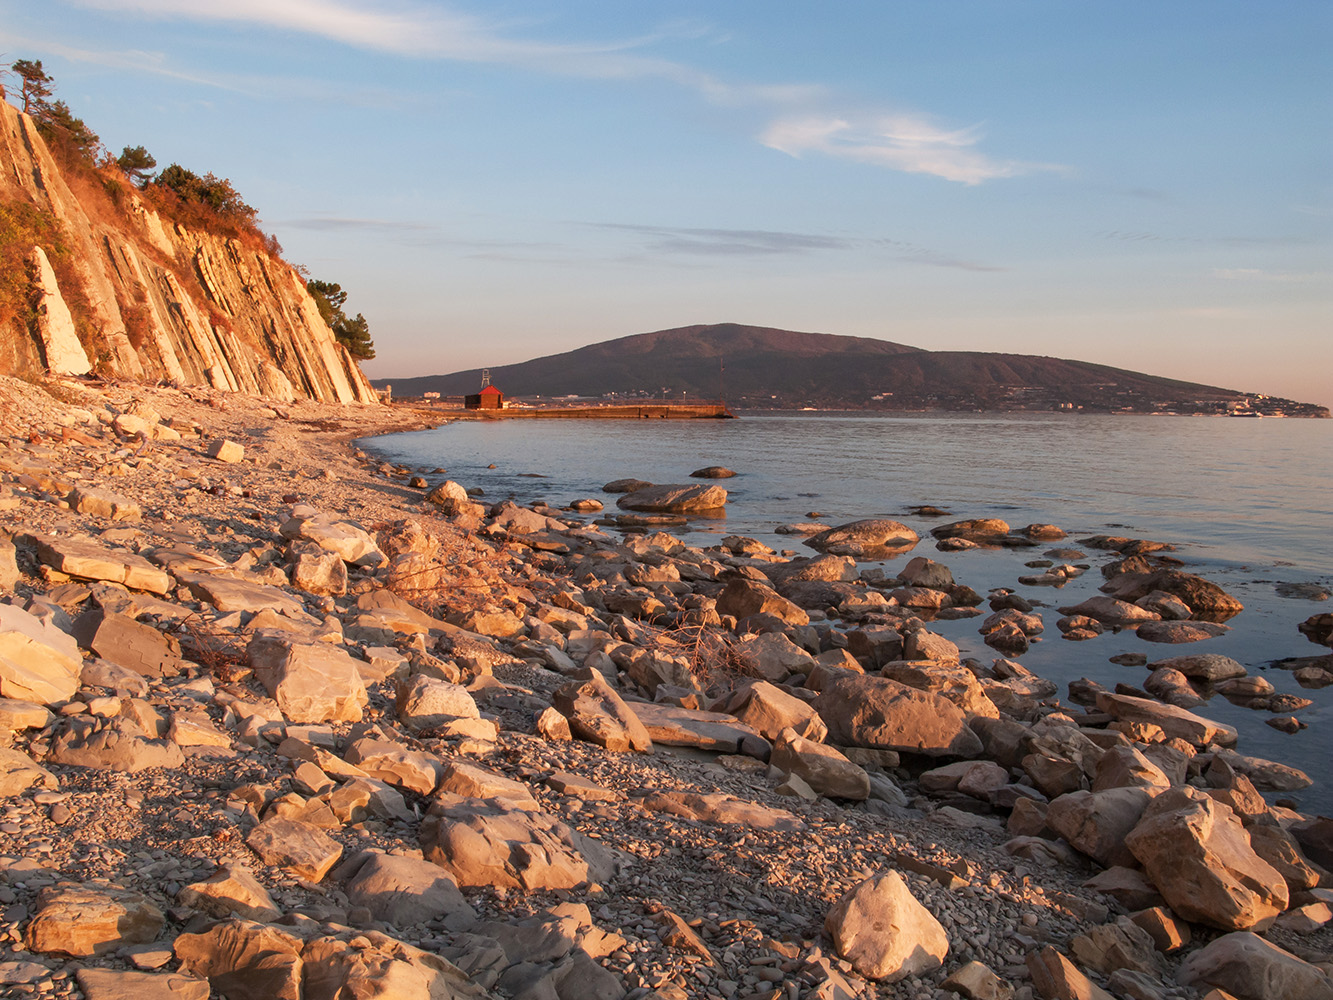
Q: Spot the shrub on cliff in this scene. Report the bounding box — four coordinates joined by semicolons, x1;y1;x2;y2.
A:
307;280;376;359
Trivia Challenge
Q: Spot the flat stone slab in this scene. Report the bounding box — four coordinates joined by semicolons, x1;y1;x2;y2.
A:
27;534;171;594
76;968;209;1000
639;790;806;831
246;816;342;882
174;570;308;617
626;701;767;754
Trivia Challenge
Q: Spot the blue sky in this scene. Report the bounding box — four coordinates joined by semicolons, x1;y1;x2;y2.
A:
5;1;1330;403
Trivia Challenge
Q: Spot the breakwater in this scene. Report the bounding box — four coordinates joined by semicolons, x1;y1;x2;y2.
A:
457;401;734;420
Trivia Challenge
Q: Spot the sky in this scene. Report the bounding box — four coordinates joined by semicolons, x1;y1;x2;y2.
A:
4;1;1330;403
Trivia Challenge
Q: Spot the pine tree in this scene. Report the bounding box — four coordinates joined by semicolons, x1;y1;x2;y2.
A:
307;280;375;359
117;145;157;185
11;59;52;115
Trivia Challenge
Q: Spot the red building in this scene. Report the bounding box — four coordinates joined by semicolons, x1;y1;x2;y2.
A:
464;384;504;410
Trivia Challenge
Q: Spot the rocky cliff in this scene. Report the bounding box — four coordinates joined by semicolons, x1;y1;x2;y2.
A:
0;100;377;404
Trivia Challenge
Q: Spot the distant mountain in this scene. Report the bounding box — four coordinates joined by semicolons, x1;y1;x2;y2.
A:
376;323;1328;416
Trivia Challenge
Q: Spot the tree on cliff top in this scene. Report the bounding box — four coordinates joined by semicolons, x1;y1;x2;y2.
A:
7;60;102;167
11;60;52;115
308;279;376;359
116;145;157;186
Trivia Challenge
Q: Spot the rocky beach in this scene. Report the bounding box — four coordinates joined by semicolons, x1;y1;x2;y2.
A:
0;374;1326;1000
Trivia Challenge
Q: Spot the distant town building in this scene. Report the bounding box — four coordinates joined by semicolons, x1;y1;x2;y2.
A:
465;384;505;410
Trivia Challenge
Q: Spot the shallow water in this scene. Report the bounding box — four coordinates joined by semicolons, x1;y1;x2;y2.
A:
362;411;1333;813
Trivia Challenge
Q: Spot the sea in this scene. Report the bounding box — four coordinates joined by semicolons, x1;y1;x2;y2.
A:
359;411;1333;815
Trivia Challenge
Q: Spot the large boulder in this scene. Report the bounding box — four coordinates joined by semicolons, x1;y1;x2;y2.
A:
814;672;983;758
301;931;485;1000
717;680;827;741
48;717;185;772
249;636;368;724
929;518;1010;543
75;969;209;1000
174;919;304;1000
178;863;282;922
1057;596;1160;625
1147;653;1247;681
279;507;386;567
246;816;343;882
0;746;56;797
1094;692;1237;747
805;519;919;558
344;739;445;797
72;609;183;679
0;603;83;704
1045;788;1157;868
626;701;765;755
616;484;727;512
552;672;652;752
1176;931;1333;1000
395;675;480;730
1124;787;1288;930
716;579;809;627
420;798;615;891
1102;568;1243;622
770;728;869;800
26;886;163;956
343;851;477;929
824;871;948;982
734;631;816;680
897;556;954;589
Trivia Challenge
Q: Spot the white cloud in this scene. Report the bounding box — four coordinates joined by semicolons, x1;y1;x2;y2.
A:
66;0;803;105
63;0;1045;182
760;113;1053;185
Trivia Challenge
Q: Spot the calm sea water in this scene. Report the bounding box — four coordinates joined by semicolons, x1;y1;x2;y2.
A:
362;412;1333;814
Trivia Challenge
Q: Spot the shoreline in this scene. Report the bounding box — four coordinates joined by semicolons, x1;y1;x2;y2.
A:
0;376;1328;999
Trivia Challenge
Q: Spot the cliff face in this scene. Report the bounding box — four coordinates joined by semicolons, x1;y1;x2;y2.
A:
0;101;377;404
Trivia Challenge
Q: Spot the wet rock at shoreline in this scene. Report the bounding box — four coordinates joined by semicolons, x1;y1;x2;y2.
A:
804;518;919;558
602;477;654;493
616;483;727;513
815;672;984;757
1125;786;1288;930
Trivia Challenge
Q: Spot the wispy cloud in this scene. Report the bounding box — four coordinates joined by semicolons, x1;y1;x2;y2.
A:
15;33;416;107
62;0;1040;183
1098;230;1309;247
285;215;438;235
760;113;1057;185
589;222;1002;270
1213;268;1327;283
284;214;572;256
1170;306;1255;319
67;0;811;106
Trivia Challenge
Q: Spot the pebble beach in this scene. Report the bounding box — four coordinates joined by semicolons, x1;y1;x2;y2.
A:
0;375;1329;1000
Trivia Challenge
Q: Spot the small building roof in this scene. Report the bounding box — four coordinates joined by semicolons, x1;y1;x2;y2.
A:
479;385;503;395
